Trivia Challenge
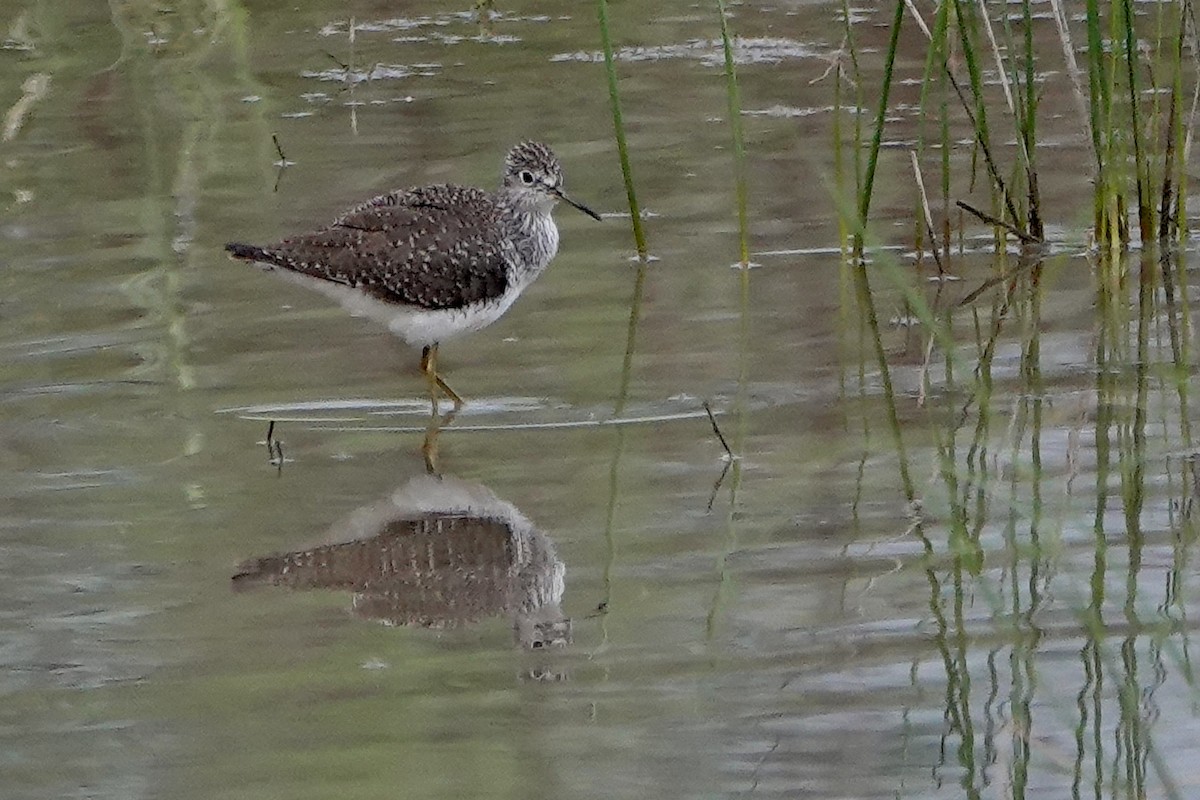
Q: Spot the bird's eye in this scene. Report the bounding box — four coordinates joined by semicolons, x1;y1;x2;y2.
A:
519;170;535;185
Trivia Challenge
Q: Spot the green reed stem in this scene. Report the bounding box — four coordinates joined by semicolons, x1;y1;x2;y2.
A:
846;2;910;503
913;0;951;256
613;260;648;417
835;0;865;250
715;0;750;264
1120;0;1153;242
1020;0;1042;238
595;0;650;636
951;0;1024;236
857;0;905;236
834;60;848;254
596;0;647;258
1160;2;1186;243
939;24;951;254
849;253;917;505
1084;0;1116;244
844;0;864;204
705;0;752;635
1084;0;1108;162
1161;250;1193;448
598;257;648;646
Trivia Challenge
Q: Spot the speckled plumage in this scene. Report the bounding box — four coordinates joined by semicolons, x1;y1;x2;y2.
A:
241;185;512;311
227;142;593;329
225;141;600;407
231;473;570;648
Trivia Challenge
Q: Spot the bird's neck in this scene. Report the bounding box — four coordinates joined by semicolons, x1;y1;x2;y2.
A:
496;190;560;283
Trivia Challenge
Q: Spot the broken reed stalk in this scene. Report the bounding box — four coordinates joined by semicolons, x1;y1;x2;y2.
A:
910;150;945;274
703;401;734;458
900;0;1034;247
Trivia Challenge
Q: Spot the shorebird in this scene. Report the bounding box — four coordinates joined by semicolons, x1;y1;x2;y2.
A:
232;473;570;648
225;141;600;409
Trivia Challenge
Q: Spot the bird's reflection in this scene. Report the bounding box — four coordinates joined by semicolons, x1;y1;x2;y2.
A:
232;462;570;649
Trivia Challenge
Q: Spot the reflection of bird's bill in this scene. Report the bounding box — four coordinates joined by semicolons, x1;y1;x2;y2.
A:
553;189;602;221
518;613;572;649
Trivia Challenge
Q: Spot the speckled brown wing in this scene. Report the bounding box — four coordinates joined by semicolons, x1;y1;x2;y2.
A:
231;514;520;628
234;185;511;311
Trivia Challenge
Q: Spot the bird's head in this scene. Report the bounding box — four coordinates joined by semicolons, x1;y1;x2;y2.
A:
502;141;601;221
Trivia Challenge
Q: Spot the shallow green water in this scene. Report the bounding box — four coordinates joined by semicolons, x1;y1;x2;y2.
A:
3;1;1200;798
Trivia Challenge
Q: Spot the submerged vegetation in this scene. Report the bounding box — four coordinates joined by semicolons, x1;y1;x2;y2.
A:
824;0;1199;559
597;0;1200;794
824;0;1200;796
8;0;1200;796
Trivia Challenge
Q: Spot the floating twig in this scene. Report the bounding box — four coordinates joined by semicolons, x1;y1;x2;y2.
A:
703;402;736;513
909;150;946;276
955;200;1039;245
703;401;733;458
264;420;284;471
271;134;293;193
706;459;733;514
956;255;1042;307
272;133;287;163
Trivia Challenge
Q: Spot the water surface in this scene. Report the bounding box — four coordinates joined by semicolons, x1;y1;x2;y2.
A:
3;1;1199;798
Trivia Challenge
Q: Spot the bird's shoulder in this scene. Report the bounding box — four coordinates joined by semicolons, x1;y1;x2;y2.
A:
331;184;501;234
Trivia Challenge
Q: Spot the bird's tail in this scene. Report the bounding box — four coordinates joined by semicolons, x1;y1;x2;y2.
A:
225;242;273;263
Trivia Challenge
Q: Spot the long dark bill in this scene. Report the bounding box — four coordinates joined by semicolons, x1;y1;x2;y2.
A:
555;190;603;221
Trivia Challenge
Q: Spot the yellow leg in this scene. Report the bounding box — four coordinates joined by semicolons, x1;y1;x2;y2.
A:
421;406;458;476
420;344;465;412
420;345;439;415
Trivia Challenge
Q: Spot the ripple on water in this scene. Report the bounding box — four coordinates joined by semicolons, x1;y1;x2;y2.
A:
216;395;725;433
551;37;818;67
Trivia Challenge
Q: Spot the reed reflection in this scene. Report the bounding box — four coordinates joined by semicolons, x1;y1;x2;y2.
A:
835;241;1200;796
233;443;569;649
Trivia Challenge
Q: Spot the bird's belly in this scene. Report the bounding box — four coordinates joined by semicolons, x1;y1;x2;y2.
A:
266;267;523;347
387;294;520;345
